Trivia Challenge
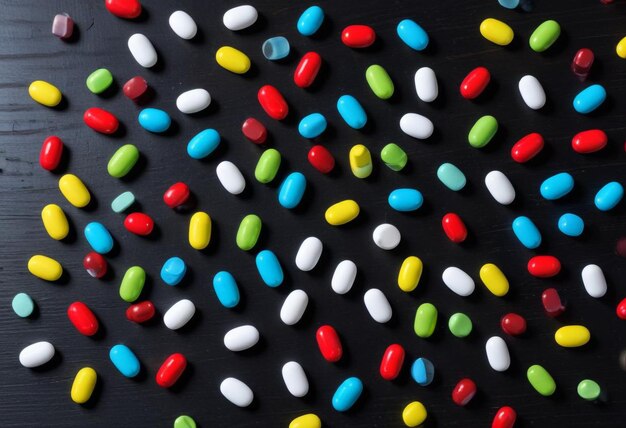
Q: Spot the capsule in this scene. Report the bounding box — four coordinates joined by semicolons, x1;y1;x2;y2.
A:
127;33;157;67
501;313;527;336
381;143;407;171
160;257;186;286
295;237;323;271
389;189;422;212
341;25;375;48
176;88;210;114
572;48;594;80
278;172;306;208
163;182;190;208
84;222;114;254
297;6;324;36
220;377;254;407
363;288;392;323
492;406;517;428
581;264;607;298
109;344;140;378
529;20;560;52
316;325;342;362
52;13;74;40
616;298;626;320
41;204;69;240
215;46;251;74
255;149;281;183
123;76;148;101
71;367;97;404
511;132;544;163
216;161;246;195
485;336;510;372
396;19;429;51
452;378;477;406
540;172;574;200
83;107;119;134
86;68;113;94
572;129;607;153
242;117;267;144
169;10;197;40
12;293;34;318
107;144;139;178
379;344;405;380
349;144;372;178
236;214;261;251
188;212;211;250
213;271;240;308
119;266;145;303
280;290;308;325
480;263;509;297
527;364;556;396
331;260;357;294
67;302;99;336
187;129;220;160
28;80;62;107
398;256;423;292
258;85;288;120
39;136;63;171
528;256;561;278
442;213;468;243
83;252;107;278
414;303;437;338
437;163;466;191
555;325;590;348
105;0;141;19
400;112;434;139
138;108;170;133
111;191;135;213
469;115;498;148
298;113;327;139
294;52;321;88
163;299;196;330
366;64;394;99
618;36;626;59
28;255;63;281
573;84;606;114
337;95;367;129
403;401;427;427
308;145;335;173
411;357;435;386
595;181;623;211
442;266;475;296
282;361;309;397
485;171;516;205
479;18;514;46
325;200;360;225
414;67;438;103
332;377;363;411
125;301;155;323
223;325;260;352
460;67;490;99
156;353;187;388
542;288;566;317
59;173;90;208
19;341;55;368
223;5;258;31
256;249;283;287
512;216;541;249
518;75;546;110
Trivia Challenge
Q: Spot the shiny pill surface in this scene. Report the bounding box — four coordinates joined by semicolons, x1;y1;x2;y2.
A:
28;255;63;281
379;344;405;380
398;256;423;292
396;19;429;51
163;299;196;330
176;88;211;114
169;11;197;39
83;107;118;134
337;95;367;129
332;260;357;294
67;302;99;336
400;112;433;139
308;145;335;173
220;377;254;407
414;67;438;102
109;344;140;378
256;149;281;183
581;264;607;297
325;200;359;225
258;85;289;120
363;288;392;323
84;222;114;254
127;33;157;67
294;52;321;88
485;336;510;372
223;5;258;31
297;6;324;36
19;341;55;368
341;25;376;48
71;367;97;404
216;161;246;195
442;266;475;296
216;46;251;74
39;136;63;171
316;325;342;362
107;144;139;178
28;80;62;107
332;377;363;411
41;204;68;240
278;172;306;208
156;353;187;388
119;266;145;302
213;271;240;308
59;174;91;208
160;257;186;286
83;252;107;278
295;237;323;271
282;361;309;397
366;64;394;99
280;290;308;325
256;250;283;287
187;129;220;160
480;18;514;46
242;118;267;144
460;67;490;99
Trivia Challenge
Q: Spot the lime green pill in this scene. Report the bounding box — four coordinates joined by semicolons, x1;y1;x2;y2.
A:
111;191;135;213
119;266;146;303
86;68;113;94
12;293;34;318
380;143;407;171
174;415;196;428
448;312;472;338
365;64;394;100
468;115;498;148
236;214;262;251
527;364;556;396
414;302;437;338
255;148;281;184
577;379;601;401
107;144;139;178
529;20;560;53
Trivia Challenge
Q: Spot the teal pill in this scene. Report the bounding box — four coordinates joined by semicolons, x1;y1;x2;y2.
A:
337;95;367;129
558;213;584;237
160;257;186;286
213;271;240;308
498;0;520;8
573;84;606;114
595;181;623;211
332;377;363;412
111;191;135;213
298;113;327;139
388;188;423;212
297;6;324;36
411;357;435;386
262;36;290;60
437;163;466;191
278;172;306;209
396;19;429;51
187;129;220;159
138;108;171;133
256;250;283;287
512;216;542;249
12;293;34;318
540;172;574;200
84;222;114;254
109;344;140;378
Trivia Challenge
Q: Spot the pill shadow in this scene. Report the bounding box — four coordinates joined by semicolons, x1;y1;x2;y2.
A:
161;120;180;138
149;46;166;74
54;269;71;286
120;153;147;183
142;222;162;243
277;102;300;127
428;80;447;110
503;33;523;52
135;85;156;106
133;5;150;23
32;348;63;372
98;78;119;99
585;95;613;118
199;135;230;163
55;143;71;174
175;265;194;289
90;316;107;340
100;262;115;282
421;35;439;56
25;301;40;320
292;296;315;330
537;29;569;58
471;78;499;105
230;281;248;313
341;386;369;415
175;308;202;335
137;273;152;303
292;181;316;215
305;60;330;93
480;124;508;154
241;62;261;80
60;214;78;244
357;115;376;136
334;340;352;370
236;335;268;358
131;365;148;383
187;98;220;118
63;22;80;44
199;222;220;257
52;97;69;112
174;192;198;213
188;26;206;45
309;13;333;41
236;13;268;35
169;362;194;393
357;35;385;54
81;375;103;409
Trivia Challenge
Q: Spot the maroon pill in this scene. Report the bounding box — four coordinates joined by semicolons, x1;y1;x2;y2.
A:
616;237;626;258
242;117;267;144
52;13;74;40
123;76;148;101
571;48;594;81
500;313;527;336
542;288;566;318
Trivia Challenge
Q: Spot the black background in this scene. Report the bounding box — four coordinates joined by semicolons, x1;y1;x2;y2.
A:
1;0;626;427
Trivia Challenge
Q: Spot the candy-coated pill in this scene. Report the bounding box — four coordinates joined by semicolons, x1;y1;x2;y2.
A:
108;144;139;178
187;129;220;160
163;183;189;209
414;67;438;102
402;401;427;427
297;6;324;36
213;271;240;308
282;361;309;397
437;163;466;191
411;358;435;385
125;301;155;323
337;95;367;129
480;18;514;46
381;143;407;171
174;416;196;428
518;75;546;110
236;214;261;251
67;302;98;336
294;52;321;88
527;364;556;396
528;256;561;278
492;406;516;428
398;256;423;292
242;118;267;144
501;313;526;336
555;325;590;348
341;25;375;48
332;377;363;411
480;263;509;296
83;107;119;134
216;46;251;74
316;325;342;362
400;112;433;139
372;223;401;250
138;108;170;133
581;264;607;298
19;341;55;368
486;336;510;371
572;48;594;80
442;213;468;243
59;173;91;208
295;237;323;271
216;161;245;195
119;267;145;302
511;132;544;163
111;191;135;213
169;10;196;39
84;222;114;254
449;312;473;338
105;0;141;19
262;36;290;60
389;189;422;212
396;19;429;51
109;344;140;377
542;288;565;317
460;67;490;99
363;288;392;323
28;255;62;281
127;33;157;67
595;181;623;211
224;325;259;351
223;5;257;30
618;36;626;58
350;144;372;178
52;13;74;39
380;344;405;380
71;367;97;404
578;379;601;401
258;85;288;120
220;377;254;407
12;293;34;318
414;303;437;338
452;378;477;406
572;129;607;154
281;289;308;325
469;115;498;148
28;80;62;107
529;20;560;52
255;149;281;183
86;68;113;94
298;113;327;139
83;252;107;278
573;84;606;114
558;213;584;237
278;172;306;208
164;299;195;331
308;145;335;173
442;266;475;296
540;172;574;200
39;136;63;171
176;88;211;114
189;212;211;250
498;0;519;9
366;64;394;99
512;216;542;249
325;200;360;225
41;204;68;240
332;260;357;294
485;171;515;205
290;414;321;428
160;257;186;286
256;249;283;287
156;353;187;388
123;76;148;101
617;237;626;258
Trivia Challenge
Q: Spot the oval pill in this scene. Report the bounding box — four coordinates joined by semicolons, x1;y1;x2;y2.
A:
316;325;342;362
501;313;527;336
156;353;187;388
381;143;407;171
255;149;281;183
28;80;62;107
83;252;107;278
512;216;542;249
572;129;607;154
256;249;283;287
295;237;323;271
216;46;251;74
518;75;546;110
188;212;211;250
480;18;514;46
298;113;327;139
294;52;321;88
380;344;405;381
366;64;394;99
224;325;259;352
119;266;145;302
163;182;189;209
442;213;468;243
398;256;423;292
437;163;466;191
84;222;114;254
595;181;623;211
479;263;509;296
297;6;324;36
216;161;245;195
123;76;148;101
469;115;498;148
460;67;490;99
41;204;69;240
389;188;423;212
127;33;157;68
28;255;62;281
109;344;140;378
242;117;267;144
414;303;437;338
258;85;288;120
578;379;601;401
396;19;429;51
337;95;367;129
220;377;253;407
414;67;438;102
176;88;211;114
71;367;97;404
618;36;626;58
236;214;261;251
581;264;607;298
86;68;113;94
542;288;566;317
52;13;74;39
555;325;590;347
573;84;606;114
529;20;560;52
372;223;401;250
493;406;517;428
341;25;376;48
67;301;99;336
262;36;290;61
572;48;594;80
12;293;34;318
282;361;309;397
528;255;561;278
124;212;154;236
400;112;434;139
213;271;240;308
452;378;477;406
442;266;475;296
527;364;556;396
125;301;155;323
558;213;584;237
19;341;55;368
403;401;427;427
59;173;90;207
280;289;308;325
363;288;392;323
332;377;363;411
223;5;257;31
39;135;63;171
485;171;515;205
164;299;195;331
169;11;197;39
83;107;119;134
411;357;435;385
278;172;306;208
332;260;357;294
187;129;220;160
511;132;544;163
485;336;510;372
540;172;574;200
160;256;186;286
325;200;360;225
108;144;139;178
350;144;372;178
138;108;171;133
105;0;141;19
308;145;335;174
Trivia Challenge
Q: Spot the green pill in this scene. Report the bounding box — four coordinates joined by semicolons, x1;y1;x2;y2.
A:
448;312;472;338
577;379;601;401
365;64;394;99
255;148;281;184
174;415;196;428
529;20;561;53
86;68;113;94
236;214;262;251
414;302;437;338
119;266;146;303
468;115;498;148
527;364;556;396
107;144;139;178
111;191;135;213
12;293;34;318
437;162;466;191
380;143;407;171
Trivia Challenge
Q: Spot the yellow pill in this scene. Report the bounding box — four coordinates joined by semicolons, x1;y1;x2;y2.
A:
479;263;509;297
402;401;427;427
554;325;590;348
41;204;69;240
71;367;97;404
216;46;251;74
398;256;423;292
28;255;63;281
289;413;321;428
480;18;514;46
28;80;62;107
617;36;626;59
349;144;372;179
59;174;91;208
189;211;211;249
325;200;360;226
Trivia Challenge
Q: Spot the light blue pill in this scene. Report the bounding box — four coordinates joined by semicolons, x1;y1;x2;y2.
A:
437;163;466;191
595;181;624;211
160;257;186;286
388;188;423;212
396;19;429;51
255;249;283;287
213;271;240;308
138;108;171;133
332;377;363;412
278;172;306;209
573;84;606;114
540;172;574;200
187;129;220;159
111;191;135;213
337;95;367;129
298;113;327;139
558;213;584;237
411;357;435;386
498;0;520;9
109;344;140;378
297;5;324;36
262;36;290;60
12;293;34;318
512;216;542;249
84;222;114;254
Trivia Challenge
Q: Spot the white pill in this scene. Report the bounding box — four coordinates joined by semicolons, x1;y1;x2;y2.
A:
224;325;259;351
169;10;197;39
442;267;475;296
280;290;309;325
581;264;607;298
216;161;245;195
176;89;211;114
163;299;196;330
484;170;516;205
485;336;510;372
281;361;309;397
518;75;546;110
127;33;157;68
363;288;392;323
19;341;55;368
372;223;401;250
332;260;357;295
414;67;438;102
295;237;323;271
399;113;434;140
223;5;258;31
220;377;254;407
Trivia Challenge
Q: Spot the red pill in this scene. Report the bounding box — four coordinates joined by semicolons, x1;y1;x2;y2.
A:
241;117;267;144
527;255;561;278
83;107;119;134
39;135;63;171
123;76;148;101
258;85;289;120
105;0;142;19
571;48;594;80
294;52;322;88
125;300;155;323
616;237;626;258
156;353;187;388
316;325;342;362
163;182;190;208
83;251;107;278
500;313;527;336
442;213;468;243
542;288;566;318
379;344;405;380
571;129;607;154
124;212;154;236
460;67;490;100
617;298;626;320
341;25;376;48
451;378;477;406
308;145;335;174
511;133;544;163
67;302;99;336
492;406;516;428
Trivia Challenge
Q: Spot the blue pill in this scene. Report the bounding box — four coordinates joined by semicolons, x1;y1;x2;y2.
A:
297;5;324;36
512;216;542;249
160;256;186;286
213;271;240;308
298;113;327;139
540;172;574;200
278;172;306;209
332;377;363;412
396;19;429;51
337;95;367;129
109;344;140;378
595;181;624;211
255;250;283;287
558;213;584;237
84;222;113;254
388;188;423;212
138;108;171;133
262;36;290;60
498;0;520;9
411;357;434;386
573;84;606;114
187;129;220;159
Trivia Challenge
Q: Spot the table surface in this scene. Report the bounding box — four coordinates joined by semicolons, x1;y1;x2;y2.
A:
1;0;626;427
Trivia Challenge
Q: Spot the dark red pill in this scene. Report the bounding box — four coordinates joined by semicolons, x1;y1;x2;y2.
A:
617;298;626;320
571;48;594;81
124;212;154;236
105;0;142;19
542;288;566;318
528;255;561;278
156;353;187;388
83;107;119;134
492;406;516;428
341;25;376;48
258;85;289;120
126;301;155;323
39;135;63;171
83;251;107;278
500;313;527;336
123;76;148;101
67;302;99;336
460;67;490;100
308;145;335;174
242;117;267;144
511;133;544;163
379;344;405;380
616;237;626;258
163;182;190;208
316;325;342;362
442;213;468;243
452;378;477;406
294;52;322;88
572;129;607;154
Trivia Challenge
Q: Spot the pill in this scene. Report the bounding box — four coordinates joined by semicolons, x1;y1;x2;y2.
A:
381;143;407;171
216;46;251;74
294;52;321;88
332;377;363;411
28;80;62;107
19;341;55;368
511;132;544;163
281;290;309;325
67;302;99;336
403;401;427;427
41;204;68;241
111;191;135;213
364;288;392;323
572;129;607;154
492;406;516;428
156;353;187;388
138;108;171;133
119;266;145;302
442;213;468;243
12;293;34;318
396;19;429;51
512;216;541;249
213;271;240;308
527;364;556;396
449;312;473;338
518;75;545;110
176;89;211;114
242;118;267;144
325;200;360;225
350;144;373;178
109;344;140;377
256;249;283;287
169;11;197;39
498;0;519;9
529;20;560;52
480;18;514;46
389;189;423;212
295;237;323;271
164;299;195;331
528;256;561;278
83;107;119;134
372;223;401;250
442;267;475;296
223;5;257;30
52;13;74;39
414;303;437;338
618;36;626;58
555;325;590;347
123;76;148;101
298;113;327;139
255;149;281;183
108;144;139;178
289;414;321;428
174;416;196;428
573;84;606;114
397;256;423;292
85;68;113;95
308;145;335;173
278;172;306;208
341;25;375;48
71;367;97;404
557;213;584;237
224;325;260;352
414;67;438;102
595;181;623;211
105;0;141;19
501;313;526;336
163;183;189;209
236;214;261;251
258;85;289;120
332;260;357;294
297;5;324;36
84;222;114;254
484;171;515;205
469;115;498;148
83;252;107;278
128;33;157;67
379;344;404;381
572;48;594;80
188;212;211;250
366;64;394;99
282;361;309;397
617;237;626;258
578;379;601;401
316;325;342;362
125;301;155;323
216;161;246;195
160;257;186;286
337;95;367;129
437;163;466;191
479;263;509;296
540;172;574;200
411;357;435;385
460;66;490;99
542;288;566;317
452;378;477;406
581;264;607;298
399;112;434;139
485;336;510;371
220;377;253;407
28;255;62;281
39;136;63;171
262;36;290;60
187;129;220;160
